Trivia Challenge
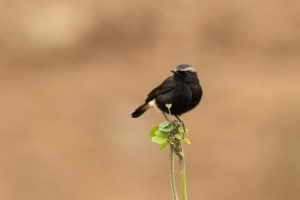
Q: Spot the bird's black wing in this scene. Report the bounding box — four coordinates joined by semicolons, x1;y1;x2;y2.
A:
146;76;176;103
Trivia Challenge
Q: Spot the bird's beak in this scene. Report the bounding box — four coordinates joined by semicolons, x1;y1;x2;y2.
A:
171;69;177;74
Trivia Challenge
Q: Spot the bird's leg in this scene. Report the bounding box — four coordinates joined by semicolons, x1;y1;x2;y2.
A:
162;111;170;121
175;115;186;135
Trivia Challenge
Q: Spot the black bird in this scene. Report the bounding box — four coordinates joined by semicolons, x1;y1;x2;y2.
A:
131;64;203;125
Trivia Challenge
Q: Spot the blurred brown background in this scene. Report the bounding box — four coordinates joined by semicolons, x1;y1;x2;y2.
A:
0;0;299;200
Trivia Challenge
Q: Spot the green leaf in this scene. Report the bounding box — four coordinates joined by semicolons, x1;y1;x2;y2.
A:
149;126;159;138
165;104;172;109
175;134;182;140
152;136;169;144
184;138;191;144
154;130;169;138
160;142;169;152
178;126;184;133
159;121;170;129
165;104;172;115
159;124;174;133
185;129;189;134
178;126;189;134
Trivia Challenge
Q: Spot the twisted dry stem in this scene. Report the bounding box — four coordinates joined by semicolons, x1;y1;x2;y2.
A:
170;121;188;200
173;141;187;200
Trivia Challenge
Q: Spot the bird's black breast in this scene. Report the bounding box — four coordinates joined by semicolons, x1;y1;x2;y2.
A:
155;80;201;115
187;83;202;112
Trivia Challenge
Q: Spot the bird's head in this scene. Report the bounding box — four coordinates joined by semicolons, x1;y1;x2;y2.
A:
171;64;199;83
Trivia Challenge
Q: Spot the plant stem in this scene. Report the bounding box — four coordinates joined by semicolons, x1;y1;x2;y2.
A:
169;145;179;200
180;150;188;200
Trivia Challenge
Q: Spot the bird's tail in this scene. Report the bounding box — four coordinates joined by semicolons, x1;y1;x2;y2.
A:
131;103;149;118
